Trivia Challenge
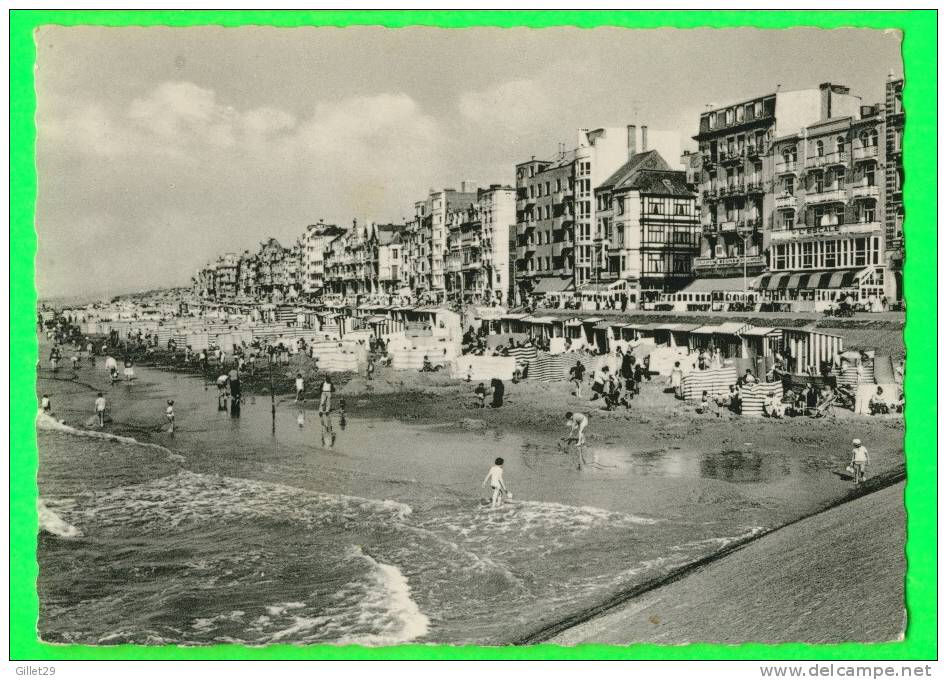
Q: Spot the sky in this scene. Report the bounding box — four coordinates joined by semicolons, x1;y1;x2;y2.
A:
34;25;903;298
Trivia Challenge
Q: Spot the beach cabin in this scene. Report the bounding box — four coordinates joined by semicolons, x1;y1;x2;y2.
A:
687;322;747;358
651;323;701;349
499;313;529;335
781;327;844;375
738;325;783;362
524;316;557;341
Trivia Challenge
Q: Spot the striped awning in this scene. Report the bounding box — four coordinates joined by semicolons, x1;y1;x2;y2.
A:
760;269;860;291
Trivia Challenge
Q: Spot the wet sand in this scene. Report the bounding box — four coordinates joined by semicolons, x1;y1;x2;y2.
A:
548;480;906;645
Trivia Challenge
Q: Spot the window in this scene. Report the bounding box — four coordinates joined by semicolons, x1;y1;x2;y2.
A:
649;201;664;215
674;203;687;216
725;109;734;125
556;178;562;192
854;238;867;267
774;244;787;269
865;167;876;186
736;106;745;123
824;240;837;268
754;101;763;118
802;242;814;269
815;140;824;157
785;177;795;195
863;205;876;223
616;198;625;216
708;113;717;129
814;174;824;193
836;136;845;154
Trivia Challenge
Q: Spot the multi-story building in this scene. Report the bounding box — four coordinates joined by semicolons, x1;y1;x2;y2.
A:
299;221;347;300
514;125;679;302
443;185;517;305
236;250;259;300
406;185;480;301
884;75;904;300
593;150;700;305
214;253;240;300
692;83;861;284
762;86;903;307
192;263;216;300
376;224;408;299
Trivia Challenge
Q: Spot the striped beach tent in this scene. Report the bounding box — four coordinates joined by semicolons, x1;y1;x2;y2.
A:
528;351;587;383
681;366;738;401
741;382;785;418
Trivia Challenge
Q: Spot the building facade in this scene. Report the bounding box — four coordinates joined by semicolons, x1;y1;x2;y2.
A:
692;83;862;283
593;150;700;304
300;221;347;300
762;87;903;306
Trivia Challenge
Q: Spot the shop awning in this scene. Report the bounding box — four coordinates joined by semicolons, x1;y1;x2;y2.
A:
759;269;860;291
679;276;760;293
532;277;575;294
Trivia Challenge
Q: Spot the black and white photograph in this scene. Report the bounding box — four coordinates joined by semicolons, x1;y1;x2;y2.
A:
34;24;907;647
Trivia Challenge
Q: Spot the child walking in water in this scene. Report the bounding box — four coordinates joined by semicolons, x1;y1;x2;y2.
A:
165;400;175;434
482;457;509;508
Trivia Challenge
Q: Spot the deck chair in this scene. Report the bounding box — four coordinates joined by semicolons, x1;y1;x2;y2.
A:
809;394;836;418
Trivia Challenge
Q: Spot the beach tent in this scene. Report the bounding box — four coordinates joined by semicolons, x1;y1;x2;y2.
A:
782;327;844;375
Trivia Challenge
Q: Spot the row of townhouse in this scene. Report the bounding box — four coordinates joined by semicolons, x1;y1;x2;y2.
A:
191;76;904;310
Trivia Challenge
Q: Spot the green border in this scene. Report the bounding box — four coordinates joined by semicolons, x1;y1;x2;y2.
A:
10;9;936;661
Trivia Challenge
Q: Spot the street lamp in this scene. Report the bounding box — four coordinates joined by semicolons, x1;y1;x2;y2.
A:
737;221;755;299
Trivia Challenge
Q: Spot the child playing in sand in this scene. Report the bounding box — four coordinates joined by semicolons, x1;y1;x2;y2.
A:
482;457;509;508
474;382;487;408
564;411;589;446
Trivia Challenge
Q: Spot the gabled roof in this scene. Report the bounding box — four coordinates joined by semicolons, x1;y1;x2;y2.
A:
598;150;669;192
626;170;694;197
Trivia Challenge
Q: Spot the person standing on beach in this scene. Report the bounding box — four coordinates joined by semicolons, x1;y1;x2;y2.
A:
850;439;869;485
40;394;51;415
569;361;586;397
165;400;175;434
474;382;487;408
319;376;334;413
295;373;305;402
228;365;242;404
94;392;107;427
670;361;684;399
482;457;509;508
216;373;230;409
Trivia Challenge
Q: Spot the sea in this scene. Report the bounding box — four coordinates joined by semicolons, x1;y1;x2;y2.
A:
35;359;788;646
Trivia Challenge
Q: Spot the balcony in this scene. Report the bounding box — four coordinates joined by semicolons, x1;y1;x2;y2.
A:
718;220;738;232
725;182;746;196
746;145;761;159
805;151;849;168
703;188;719;201
806;188;847;204
853;145;879;161
702;154;718;168
775;193;797;209
851;184;880;200
693;255;768;271
746;181;764;195
719;150;743;166
775;161;798;175
770;221;882;242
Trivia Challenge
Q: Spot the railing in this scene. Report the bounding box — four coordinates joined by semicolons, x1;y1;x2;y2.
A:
775;194;797;209
769;221;882;241
775;161;798;174
703;188;718;200
852;145;879;160
805;151;849;168
851;184;880;200
746;181;764;193
806;188;847;204
718;220;738;232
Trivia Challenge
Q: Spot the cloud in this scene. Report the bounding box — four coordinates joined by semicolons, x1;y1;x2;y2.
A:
458;78;553;131
35;82;447;296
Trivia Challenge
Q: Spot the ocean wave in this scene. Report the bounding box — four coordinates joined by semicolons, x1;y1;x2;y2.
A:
36;411;185;463
335;546;430;646
38;499;83;538
46;471;414;533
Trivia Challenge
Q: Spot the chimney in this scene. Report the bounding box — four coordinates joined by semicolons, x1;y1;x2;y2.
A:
641;125;649;152
627;124;637;159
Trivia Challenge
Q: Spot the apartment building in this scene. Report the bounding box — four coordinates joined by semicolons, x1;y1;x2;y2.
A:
214;253;240;300
443;185;517;305
300;221;347;300
376;224;409;298
324;221;409;301
514;126;681;302
884;75;904;300
593;150;700;305
692;83;861;286
762;89;902;307
236;250;259;300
